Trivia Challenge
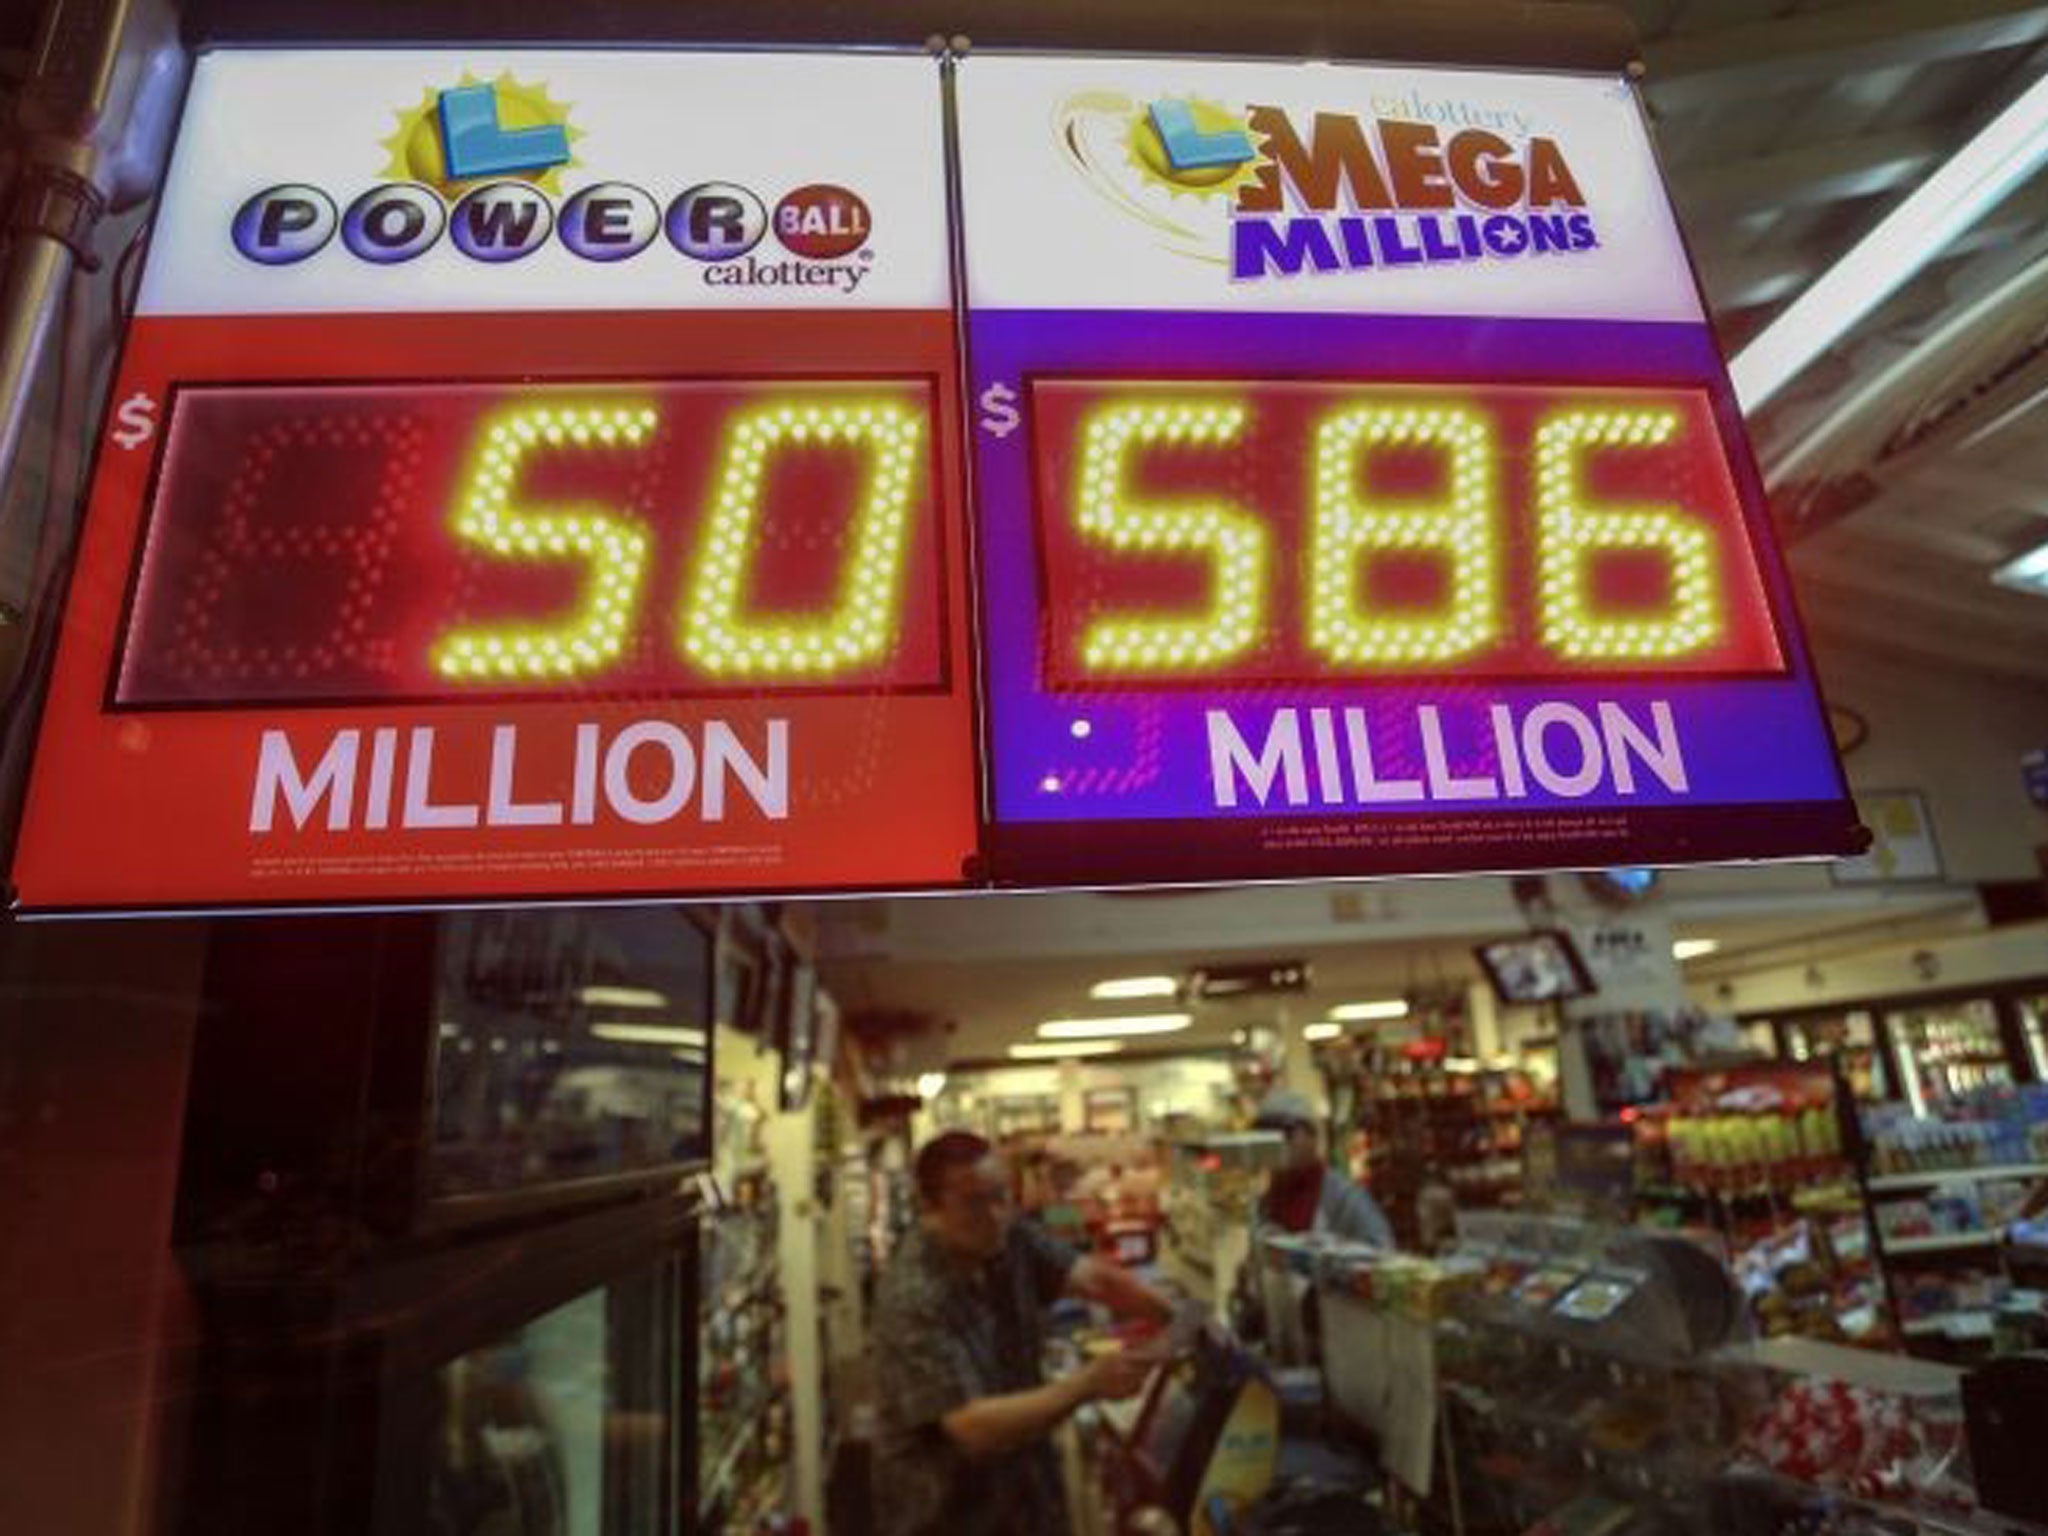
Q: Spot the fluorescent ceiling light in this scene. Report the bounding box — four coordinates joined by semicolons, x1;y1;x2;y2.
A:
1089;975;1179;1001
1672;939;1720;962
1329;999;1408;1022
592;1021;707;1047
1304;1022;1343;1043
1993;542;2048;596
1010;1040;1125;1060
579;986;668;1010
916;1072;948;1099
1730;70;2048;413
1038;1012;1192;1039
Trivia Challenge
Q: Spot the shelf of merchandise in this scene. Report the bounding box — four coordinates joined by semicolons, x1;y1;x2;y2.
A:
1899;1310;1995;1341
699;1384;790;1515
700;1398;766;1510
1721;1467;2011;1536
1880;1230;2004;1256
1712;1336;1960;1395
1867;1161;2048;1193
1353;1070;1558;1244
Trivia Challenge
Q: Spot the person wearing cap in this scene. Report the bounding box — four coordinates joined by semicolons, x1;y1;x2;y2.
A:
1254;1088;1395;1247
869;1129;1177;1536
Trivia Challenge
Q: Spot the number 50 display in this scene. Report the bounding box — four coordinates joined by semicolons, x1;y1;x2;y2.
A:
1032;379;1784;688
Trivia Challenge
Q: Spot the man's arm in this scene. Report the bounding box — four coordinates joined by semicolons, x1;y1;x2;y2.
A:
941;1351;1151;1460
1330;1176;1395;1248
1066;1255;1175;1323
941;1374;1091;1461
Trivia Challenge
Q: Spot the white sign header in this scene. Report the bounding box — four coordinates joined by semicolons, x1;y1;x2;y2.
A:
141;49;952;315
954;53;1703;323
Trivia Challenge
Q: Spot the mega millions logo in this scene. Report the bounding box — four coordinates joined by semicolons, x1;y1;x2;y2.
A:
1057;89;1597;281
230;71;877;290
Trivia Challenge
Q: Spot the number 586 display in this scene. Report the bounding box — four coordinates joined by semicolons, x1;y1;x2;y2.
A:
1030;378;1784;688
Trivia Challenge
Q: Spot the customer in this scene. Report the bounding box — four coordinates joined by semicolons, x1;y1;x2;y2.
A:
1253;1088;1394;1247
870;1130;1175;1536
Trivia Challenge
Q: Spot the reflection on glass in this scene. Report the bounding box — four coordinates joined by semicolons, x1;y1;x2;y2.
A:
432;908;712;1200
428;1263;677;1536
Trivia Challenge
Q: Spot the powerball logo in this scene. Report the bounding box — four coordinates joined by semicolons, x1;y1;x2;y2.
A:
1056;90;1597;281
229;71;876;291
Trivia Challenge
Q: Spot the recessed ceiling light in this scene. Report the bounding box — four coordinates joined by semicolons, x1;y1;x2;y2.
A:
591;1021;706;1047
1993;542;2048;597
1038;1012;1192;1039
1089;975;1179;1001
579;986;668;1009
1730;70;2048;411
1009;1040;1125;1059
1328;999;1408;1022
916;1072;948;1098
1672;939;1720;962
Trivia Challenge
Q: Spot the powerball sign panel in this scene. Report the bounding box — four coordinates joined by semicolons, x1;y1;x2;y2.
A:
12;49;978;911
954;53;1860;886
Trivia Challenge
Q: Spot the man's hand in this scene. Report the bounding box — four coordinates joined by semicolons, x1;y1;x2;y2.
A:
1073;1347;1155;1404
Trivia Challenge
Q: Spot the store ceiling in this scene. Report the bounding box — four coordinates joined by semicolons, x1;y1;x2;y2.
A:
819;877;1980;1063
1629;0;2048;681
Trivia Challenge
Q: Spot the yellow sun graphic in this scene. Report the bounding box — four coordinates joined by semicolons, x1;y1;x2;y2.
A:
1123;97;1265;200
379;71;583;197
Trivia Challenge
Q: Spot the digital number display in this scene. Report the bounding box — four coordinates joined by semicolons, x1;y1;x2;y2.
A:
1030;379;1781;689
116;378;943;707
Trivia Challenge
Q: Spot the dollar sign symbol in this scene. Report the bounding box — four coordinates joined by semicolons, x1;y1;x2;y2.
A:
111;391;158;452
978;382;1020;439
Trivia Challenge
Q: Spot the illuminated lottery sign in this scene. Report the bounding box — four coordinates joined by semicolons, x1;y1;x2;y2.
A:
10;49;977;911
956;53;1858;884
11;45;1858;912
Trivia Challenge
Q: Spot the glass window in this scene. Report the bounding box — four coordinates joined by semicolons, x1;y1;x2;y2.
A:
431;907;713;1202
426;1260;679;1536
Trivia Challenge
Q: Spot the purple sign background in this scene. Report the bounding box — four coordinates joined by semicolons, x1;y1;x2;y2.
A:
967;309;1861;884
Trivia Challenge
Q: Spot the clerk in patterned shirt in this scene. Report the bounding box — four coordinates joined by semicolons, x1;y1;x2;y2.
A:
870;1130;1175;1536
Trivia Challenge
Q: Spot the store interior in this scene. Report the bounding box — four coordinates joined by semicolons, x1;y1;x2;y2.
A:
790;849;2048;1535
15;847;2048;1536
8;2;2048;1536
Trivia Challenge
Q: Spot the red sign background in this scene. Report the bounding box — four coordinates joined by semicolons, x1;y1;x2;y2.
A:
12;310;978;909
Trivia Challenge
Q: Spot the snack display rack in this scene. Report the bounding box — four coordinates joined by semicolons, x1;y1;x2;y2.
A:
1433;1213;1745;1536
1398;1214;2018;1536
1858;1085;2048;1357
1643;1062;1889;1351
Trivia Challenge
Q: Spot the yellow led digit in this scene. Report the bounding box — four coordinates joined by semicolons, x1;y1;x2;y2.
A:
680;399;922;677
1075;400;1263;674
1535;407;1721;660
1308;402;1499;665
431;403;657;681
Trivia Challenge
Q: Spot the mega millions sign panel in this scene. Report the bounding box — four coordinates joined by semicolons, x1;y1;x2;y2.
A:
12;50;978;910
954;54;1857;885
12;46;1858;911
